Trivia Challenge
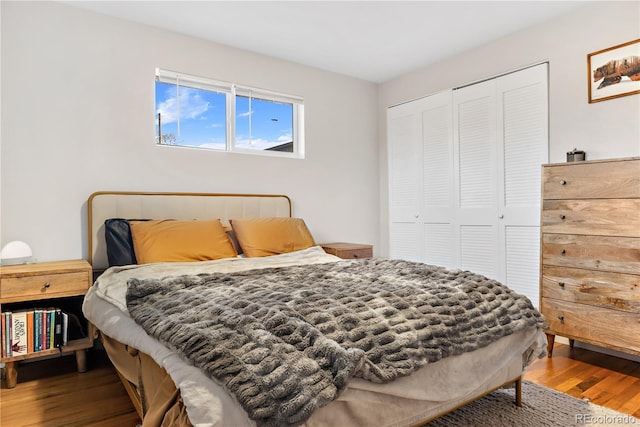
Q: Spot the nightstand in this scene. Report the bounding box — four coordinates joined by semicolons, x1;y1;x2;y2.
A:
320;242;373;259
0;259;94;388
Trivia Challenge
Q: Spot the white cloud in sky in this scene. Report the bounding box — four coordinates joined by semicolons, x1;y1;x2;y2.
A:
157;87;209;124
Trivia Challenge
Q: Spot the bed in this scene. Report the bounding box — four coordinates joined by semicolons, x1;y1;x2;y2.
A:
83;191;547;427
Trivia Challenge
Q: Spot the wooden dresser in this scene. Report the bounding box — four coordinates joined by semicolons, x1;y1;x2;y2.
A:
540;157;640;357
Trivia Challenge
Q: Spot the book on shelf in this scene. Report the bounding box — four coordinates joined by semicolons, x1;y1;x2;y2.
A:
62;312;69;346
4;312;12;358
1;307;71;358
43;309;50;350
26;310;35;353
1;312;9;357
53;308;61;348
11;310;29;356
34;309;42;352
42;308;55;350
1;312;6;358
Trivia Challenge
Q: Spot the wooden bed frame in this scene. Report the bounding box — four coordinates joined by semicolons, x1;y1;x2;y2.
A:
86;191;524;426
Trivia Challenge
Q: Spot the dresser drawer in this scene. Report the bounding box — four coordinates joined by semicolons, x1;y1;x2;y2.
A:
542;159;640;199
541;265;640;312
542;298;640;354
542;199;640;237
542;234;640;275
0;271;89;299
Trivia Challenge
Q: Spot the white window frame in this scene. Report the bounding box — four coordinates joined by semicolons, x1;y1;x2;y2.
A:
155;68;305;158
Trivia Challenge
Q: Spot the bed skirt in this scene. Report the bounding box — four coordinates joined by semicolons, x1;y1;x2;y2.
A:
101;333;193;427
98;330;539;427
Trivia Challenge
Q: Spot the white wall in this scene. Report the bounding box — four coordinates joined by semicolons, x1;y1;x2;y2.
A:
0;1;379;262
378;1;640;257
3;2;639;264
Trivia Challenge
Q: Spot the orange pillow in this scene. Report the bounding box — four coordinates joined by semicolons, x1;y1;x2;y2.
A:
130;219;237;264
230;217;316;257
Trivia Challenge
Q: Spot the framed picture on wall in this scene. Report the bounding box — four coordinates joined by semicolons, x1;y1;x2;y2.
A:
588;39;640;103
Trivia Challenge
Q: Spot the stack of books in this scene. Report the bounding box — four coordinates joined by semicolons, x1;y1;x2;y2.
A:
1;308;70;358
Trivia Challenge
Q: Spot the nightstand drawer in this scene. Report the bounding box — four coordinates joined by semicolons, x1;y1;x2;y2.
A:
321;243;373;259
334;248;372;259
1;271;89;299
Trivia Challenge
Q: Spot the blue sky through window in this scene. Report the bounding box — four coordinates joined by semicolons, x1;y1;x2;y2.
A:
236;95;293;150
155;82;293;151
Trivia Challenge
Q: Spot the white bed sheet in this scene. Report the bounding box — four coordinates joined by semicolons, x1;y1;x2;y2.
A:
83;246;546;427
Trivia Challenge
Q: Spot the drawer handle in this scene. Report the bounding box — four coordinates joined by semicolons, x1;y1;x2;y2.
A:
353;254;359;258
561;249;566;256
559;180;567;185
558;282;565;288
42;282;51;289
558;315;565;324
560;214;566;220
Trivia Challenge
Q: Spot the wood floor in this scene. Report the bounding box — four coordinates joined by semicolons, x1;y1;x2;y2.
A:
525;343;640;418
1;343;638;426
0;351;141;427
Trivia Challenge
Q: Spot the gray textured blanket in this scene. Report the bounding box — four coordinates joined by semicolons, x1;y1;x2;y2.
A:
126;258;545;427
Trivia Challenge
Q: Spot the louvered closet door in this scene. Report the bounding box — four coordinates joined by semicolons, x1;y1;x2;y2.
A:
497;64;548;306
421;92;454;268
388;91;454;264
453;63;548;305
453;80;500;279
388;64;547;305
388;99;424;261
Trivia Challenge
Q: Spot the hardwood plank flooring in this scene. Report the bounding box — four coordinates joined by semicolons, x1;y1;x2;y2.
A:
524;343;640;418
1;343;638;426
0;350;140;427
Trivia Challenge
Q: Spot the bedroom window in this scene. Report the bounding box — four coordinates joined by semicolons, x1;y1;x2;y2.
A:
155;68;304;158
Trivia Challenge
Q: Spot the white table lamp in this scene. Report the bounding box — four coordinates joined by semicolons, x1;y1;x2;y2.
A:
0;241;34;265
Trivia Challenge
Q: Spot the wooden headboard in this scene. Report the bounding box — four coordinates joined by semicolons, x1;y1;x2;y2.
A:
87;191;291;270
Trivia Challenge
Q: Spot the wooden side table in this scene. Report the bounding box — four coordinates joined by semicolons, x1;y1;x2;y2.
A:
0;259;94;388
320;242;373;259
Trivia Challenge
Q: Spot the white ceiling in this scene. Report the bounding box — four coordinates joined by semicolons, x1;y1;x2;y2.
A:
62;1;590;83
